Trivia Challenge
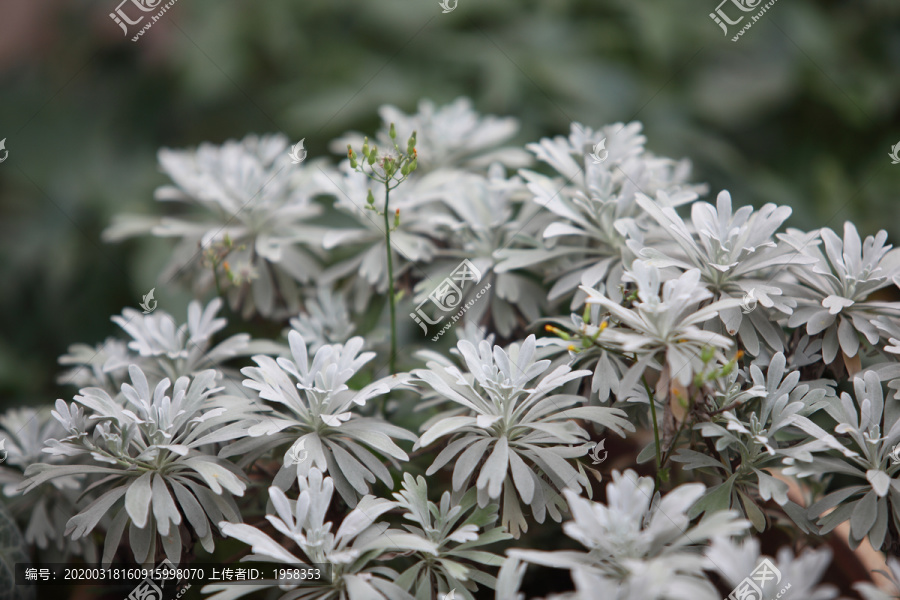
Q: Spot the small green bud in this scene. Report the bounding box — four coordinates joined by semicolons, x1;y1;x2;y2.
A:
582;304;591;323
401;161;410;176
407;131;416;154
368;146;377;165
347;145;357;169
408;157;417;172
393;208;400;228
362;137;369;156
389;123;397;140
366;189;375;206
700;346;714;364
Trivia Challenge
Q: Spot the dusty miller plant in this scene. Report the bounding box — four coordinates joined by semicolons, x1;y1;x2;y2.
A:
7;97;900;599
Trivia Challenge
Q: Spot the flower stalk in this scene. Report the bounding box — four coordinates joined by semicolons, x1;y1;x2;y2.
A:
383;183;397;373
348;125;417;373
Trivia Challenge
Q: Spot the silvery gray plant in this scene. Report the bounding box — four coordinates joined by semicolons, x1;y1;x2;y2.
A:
496;121;704;309
58;298;280;396
633;190;806;355
674;352;849;531
579;260;742;392
411;335;633;537
23;366;260;565
57;337;134;393
6;100;900;598
225;331;415;505
206;469;437;600
288;285;357;353
412;163;551;337
505;469;749;600
0;408;96;561
391;473;511;600
782;222;900;366
798;369;900;551
104;134;331;318
855;556;900;600
705;536;839;600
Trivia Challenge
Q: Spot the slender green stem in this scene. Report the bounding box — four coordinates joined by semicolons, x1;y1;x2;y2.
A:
583;334;632;359
578;336;665;478
642;375;662;472
660;412;691;468
384;183;397;374
212;264;224;299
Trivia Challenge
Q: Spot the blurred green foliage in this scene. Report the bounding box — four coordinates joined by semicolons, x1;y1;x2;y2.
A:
1;0;899;410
